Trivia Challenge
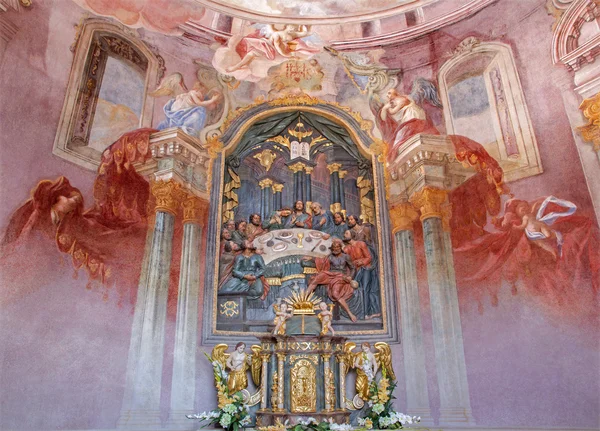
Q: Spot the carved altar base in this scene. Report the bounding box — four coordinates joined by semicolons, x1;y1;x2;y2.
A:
255;322;351;427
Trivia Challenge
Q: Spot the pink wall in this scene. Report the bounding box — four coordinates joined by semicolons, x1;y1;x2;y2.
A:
0;0;598;429
0;1;200;429
381;0;599;428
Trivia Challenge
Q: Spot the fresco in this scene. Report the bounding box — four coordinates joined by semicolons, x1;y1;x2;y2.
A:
0;1;599;430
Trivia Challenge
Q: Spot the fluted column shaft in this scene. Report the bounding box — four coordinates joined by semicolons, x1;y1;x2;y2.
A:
168;197;205;427
304;167;313;205
259;179;274;220
390;203;434;426
260;354;270;410
277;353;285;410
119;179;184;429
323;354;332;412
410;187;474;426
272;183;284;212
339;170;347;212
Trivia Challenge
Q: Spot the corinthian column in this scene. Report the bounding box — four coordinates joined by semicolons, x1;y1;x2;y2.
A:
119;179;185;429
272;183;284;211
327;163;343;213
168;196;206;428
390;203;434;426
259;178;274;220
410;187;474;426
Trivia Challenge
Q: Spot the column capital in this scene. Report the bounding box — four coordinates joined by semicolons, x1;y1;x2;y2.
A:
338;170;348;179
272;183;284;193
327;163;343;174
390;202;419;233
288;161;307;173
304;166;314;175
578;91;600;152
151;179;186;216
181;196;207;225
258;178;274;189
409;186;449;221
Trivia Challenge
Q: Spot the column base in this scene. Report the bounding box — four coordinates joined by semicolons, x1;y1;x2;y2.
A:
166;410;198;430
439;408;476;426
406;407;435;427
116;409;162;430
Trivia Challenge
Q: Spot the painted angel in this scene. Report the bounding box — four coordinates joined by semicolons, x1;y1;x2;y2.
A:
150;72;222;137
371;78;442;163
342;341;395;401
453;194;600;319
211;343;262;396
212;24;321;82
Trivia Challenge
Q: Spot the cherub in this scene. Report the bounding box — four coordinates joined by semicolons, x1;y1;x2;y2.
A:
272;303;294;335
226;24;315;73
496;196;577;260
150;72;222;137
317;301;335;335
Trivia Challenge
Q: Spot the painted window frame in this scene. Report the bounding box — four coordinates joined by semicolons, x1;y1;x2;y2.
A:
438;41;543;182
53;19;163;171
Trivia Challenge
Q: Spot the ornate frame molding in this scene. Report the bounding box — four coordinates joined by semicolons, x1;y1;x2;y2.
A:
52;18;162;171
552;0;600;71
201;97;399;345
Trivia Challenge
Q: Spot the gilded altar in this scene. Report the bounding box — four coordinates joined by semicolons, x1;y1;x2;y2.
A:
254;332;351;426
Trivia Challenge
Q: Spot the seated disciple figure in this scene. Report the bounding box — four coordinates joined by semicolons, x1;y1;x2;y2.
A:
331;211;348;240
150;73;222;138
263;207;293;231
220;240;269;300
305;240;362;322
219;228;240;288
231;220;248;247
343;229;381;320
310;202;334;238
246;213;265;242
347;214;373;246
284;200;312;229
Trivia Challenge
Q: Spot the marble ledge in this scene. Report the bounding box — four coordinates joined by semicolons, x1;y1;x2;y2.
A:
387;133;475;204
136;128;212;201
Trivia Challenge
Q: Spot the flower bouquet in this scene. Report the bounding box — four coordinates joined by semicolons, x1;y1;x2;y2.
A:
357;372;420;430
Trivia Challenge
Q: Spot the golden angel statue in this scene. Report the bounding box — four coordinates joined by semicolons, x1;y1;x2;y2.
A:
149;72;222;137
211;342;262;395
341;341;395;401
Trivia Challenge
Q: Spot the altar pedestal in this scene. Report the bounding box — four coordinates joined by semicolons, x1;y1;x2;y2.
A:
255;314;351;427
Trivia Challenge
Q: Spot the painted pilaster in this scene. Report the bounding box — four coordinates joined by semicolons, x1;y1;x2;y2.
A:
410;186;474;426
168;196;206;429
389;203;434;426
338;170;347;212
118;179;185;429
